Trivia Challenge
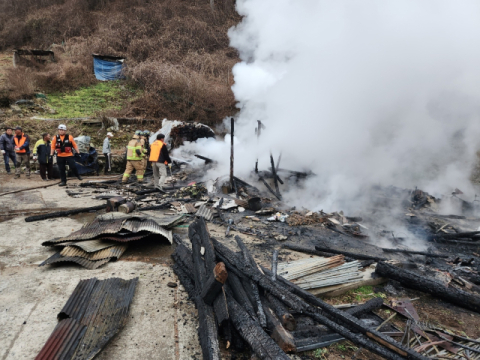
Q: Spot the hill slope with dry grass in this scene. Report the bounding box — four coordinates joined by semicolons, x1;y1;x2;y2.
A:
0;0;240;125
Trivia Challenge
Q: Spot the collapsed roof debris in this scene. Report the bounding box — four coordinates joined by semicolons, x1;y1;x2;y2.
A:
35;277;138;360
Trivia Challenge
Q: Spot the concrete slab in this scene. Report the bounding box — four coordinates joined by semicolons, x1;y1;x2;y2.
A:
0;174;202;360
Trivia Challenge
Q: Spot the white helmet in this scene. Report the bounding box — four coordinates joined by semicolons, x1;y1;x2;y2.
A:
58;124;67;130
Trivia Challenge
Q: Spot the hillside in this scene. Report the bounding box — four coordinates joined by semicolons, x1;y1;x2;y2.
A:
0;0;240;125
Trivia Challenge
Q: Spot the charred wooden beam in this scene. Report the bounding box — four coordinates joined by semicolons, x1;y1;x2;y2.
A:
271;249;279;281
283;243;355;262
433;239;480;246
188;220;221;360
225;289;290;360
213;239;425;360
201;262;228;306
431;231;480;240
235;236;267;328
258;176;281;200
25;204;106;222
172;262;196;299
346;297;384;317
266;293;296;331
295;333;345;352
376;261;480;314
230;117;234;191
261;297;296;353
228;271;258;321
381;248;449;258
270;154;282;199
195;154;215;164
314;245;388;262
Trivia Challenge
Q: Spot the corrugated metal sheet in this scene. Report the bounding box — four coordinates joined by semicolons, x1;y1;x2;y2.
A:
58;278;98;321
60;244;128;261
42;217;173;245
196;204;214;221
72;277;138;359
35;318;87;360
98;233;150;242
56;240;118;253
39;253;111;270
36;277;138;360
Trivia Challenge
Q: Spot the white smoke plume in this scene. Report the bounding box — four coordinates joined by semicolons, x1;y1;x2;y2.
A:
176;1;480;214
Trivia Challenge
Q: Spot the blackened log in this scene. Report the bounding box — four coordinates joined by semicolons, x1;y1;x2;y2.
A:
283;243;355;262
195;154;215;164
346;297;384;317
201;262;228;305
188;220;221;360
172;263;196;299
225;292;290;360
194;218;232;329
235;235;267;328
230;324;246;351
381;248;449;258
228;272;258;321
235;258;426;359
259;176;281;200
430;231;480;240
25;204;106;222
261;297;296;353
376;261;480;313
213;287;229;326
314;245;388;262
295;334;345;352
271;249;279;281
433;239;480;246
270;154;282;199
266;293;296;331
137;202;171;211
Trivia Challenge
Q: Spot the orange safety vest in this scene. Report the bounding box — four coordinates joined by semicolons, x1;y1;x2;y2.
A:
14;133;27;153
149;140;168;164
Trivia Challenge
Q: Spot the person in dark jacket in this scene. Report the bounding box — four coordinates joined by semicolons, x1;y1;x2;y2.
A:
0;126;16;174
149;134;172;191
13;126;30;178
33;133;53;180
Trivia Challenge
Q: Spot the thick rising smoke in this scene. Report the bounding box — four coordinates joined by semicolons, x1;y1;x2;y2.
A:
176;1;480;214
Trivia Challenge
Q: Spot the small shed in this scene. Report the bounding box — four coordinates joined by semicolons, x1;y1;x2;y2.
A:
92;54;126;81
13;49;55;67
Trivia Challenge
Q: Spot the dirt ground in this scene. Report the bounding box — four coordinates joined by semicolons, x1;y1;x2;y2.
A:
1;171;480;360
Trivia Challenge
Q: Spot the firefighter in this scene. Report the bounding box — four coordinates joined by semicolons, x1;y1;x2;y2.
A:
141;129;151;172
122;130;146;183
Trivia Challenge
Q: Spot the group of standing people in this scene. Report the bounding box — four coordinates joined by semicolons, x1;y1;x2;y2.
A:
0;124;82;186
122;130;172;191
1;125;172;190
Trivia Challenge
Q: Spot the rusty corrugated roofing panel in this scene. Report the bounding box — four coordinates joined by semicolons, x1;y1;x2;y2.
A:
39;253;111;269
196;204;214;221
60;244;128;261
35;318;86;360
36;277;138;360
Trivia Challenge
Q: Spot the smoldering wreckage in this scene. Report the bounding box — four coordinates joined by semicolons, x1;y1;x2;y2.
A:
10;120;480;359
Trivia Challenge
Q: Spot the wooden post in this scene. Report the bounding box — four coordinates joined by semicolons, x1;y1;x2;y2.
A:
230;117;234;191
201;262;228;305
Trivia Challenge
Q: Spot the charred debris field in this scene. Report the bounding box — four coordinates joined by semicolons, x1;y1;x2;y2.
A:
5;150;480;360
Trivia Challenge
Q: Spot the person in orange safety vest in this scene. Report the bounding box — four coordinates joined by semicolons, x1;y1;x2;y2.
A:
13;126;31;178
50;124;82;186
149;134;172;191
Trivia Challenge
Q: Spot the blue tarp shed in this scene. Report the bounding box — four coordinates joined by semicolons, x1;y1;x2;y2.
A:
92;54;126;81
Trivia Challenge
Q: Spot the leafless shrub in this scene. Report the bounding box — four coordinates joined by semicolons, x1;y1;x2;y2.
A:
6;66;36;97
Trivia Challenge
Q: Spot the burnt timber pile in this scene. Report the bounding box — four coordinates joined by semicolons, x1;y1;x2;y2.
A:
19;122;480;359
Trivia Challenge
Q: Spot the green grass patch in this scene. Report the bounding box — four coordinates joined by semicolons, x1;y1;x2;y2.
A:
344;285;387;302
46;81;139;119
